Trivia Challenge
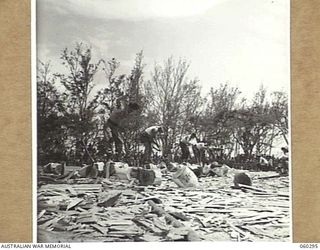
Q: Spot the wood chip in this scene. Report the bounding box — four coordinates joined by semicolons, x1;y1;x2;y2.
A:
67;198;84;210
37;210;46;220
90;224;108;235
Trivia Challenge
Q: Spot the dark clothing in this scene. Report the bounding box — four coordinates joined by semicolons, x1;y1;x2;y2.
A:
109;109;129;126
140;131;153;163
180;141;190;162
106;118;123;161
105;107;131;161
140;130;161;164
140;131;151;143
192;144;206;166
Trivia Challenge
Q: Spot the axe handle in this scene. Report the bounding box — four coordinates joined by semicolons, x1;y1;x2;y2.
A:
81;140;95;163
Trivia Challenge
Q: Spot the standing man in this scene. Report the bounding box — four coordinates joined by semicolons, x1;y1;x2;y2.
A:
140;125;163;164
188;133;207;165
193;142;207;166
179;133;198;163
105;103;140;161
179;135;191;162
277;146;289;175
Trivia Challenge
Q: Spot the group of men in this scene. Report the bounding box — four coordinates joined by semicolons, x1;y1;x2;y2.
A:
105;102;207;165
104;102;289;171
105;102;163;163
179;133;209;164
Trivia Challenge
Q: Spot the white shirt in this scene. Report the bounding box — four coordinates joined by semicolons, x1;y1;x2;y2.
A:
94;162;105;171
145;126;161;135
181;136;189;144
189;137;198;146
195;142;206;150
259;157;269;165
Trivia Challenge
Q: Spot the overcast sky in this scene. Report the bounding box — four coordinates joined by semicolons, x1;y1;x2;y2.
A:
37;0;290;98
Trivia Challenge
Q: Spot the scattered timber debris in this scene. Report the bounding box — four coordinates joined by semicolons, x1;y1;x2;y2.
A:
37;163;290;242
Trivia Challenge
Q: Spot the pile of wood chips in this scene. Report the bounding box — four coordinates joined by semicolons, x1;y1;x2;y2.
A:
37;170;290;242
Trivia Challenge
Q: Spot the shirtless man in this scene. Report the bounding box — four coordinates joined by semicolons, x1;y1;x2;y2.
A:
105;103;140;161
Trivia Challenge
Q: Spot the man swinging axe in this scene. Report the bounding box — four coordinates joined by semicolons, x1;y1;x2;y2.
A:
140;125;164;164
105;103;140;161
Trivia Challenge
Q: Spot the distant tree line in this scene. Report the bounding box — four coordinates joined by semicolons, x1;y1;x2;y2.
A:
37;43;288;165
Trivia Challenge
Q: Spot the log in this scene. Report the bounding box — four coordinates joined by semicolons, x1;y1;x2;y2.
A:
238;184;290;198
147;200;201;241
77;165;99;178
38;175;58;183
132;218;163;234
238;184;267;193
42;163;64;175
225;220;252;241
257;174;281;180
59;170;77;181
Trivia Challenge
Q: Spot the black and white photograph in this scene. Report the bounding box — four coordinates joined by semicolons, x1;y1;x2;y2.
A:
36;0;290;243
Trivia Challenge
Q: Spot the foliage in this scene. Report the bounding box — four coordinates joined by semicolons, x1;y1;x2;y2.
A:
37;44;289;164
145;57;203;155
55;43;103;164
37;61;67;164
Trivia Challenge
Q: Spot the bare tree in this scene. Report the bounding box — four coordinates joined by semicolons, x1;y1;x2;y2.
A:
146;57;202;155
270;91;289;145
122;51;146;155
200;83;242;155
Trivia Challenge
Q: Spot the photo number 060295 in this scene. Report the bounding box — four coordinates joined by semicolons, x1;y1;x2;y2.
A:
36;0;290;243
